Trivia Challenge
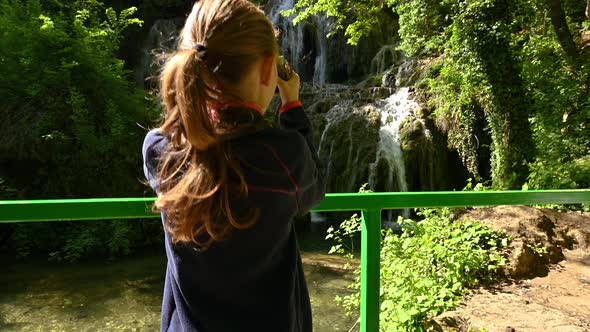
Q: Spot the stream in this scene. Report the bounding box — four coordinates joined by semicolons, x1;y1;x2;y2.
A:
0;230;358;332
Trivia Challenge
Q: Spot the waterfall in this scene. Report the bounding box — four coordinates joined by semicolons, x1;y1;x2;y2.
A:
266;0;329;84
368;88;417;195
311;16;329;85
308;84;423;223
369;88;421;220
305;46;427;222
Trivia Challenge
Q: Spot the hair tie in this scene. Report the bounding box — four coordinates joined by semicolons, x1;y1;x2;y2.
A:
193;43;208;60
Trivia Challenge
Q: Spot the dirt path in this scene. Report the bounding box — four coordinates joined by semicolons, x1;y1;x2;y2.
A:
436;207;590;332
438;249;590;332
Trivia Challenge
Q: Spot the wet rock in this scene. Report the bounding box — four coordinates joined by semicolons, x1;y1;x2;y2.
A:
381;57;420;88
313;104;380;193
355;75;384;88
371;45;404;75
399;115;434;191
301;252;358;275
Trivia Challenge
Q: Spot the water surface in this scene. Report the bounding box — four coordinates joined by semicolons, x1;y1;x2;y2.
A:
0;251;358;332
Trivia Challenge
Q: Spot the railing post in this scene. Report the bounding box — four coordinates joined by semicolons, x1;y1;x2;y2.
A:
360;209;381;332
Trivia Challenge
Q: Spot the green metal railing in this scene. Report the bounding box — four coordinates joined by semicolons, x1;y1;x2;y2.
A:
1;189;590;332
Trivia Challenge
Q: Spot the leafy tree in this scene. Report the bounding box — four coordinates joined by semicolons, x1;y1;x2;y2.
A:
448;0;535;188
0;0;153;197
0;0;160;260
516;0;590;189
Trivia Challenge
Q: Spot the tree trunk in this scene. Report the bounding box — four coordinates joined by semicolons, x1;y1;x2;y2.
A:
545;0;580;68
586;0;589;20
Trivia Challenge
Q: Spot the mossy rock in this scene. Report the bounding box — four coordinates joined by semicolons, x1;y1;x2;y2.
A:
316;105;380;193
355;75;384;88
399;116;428;151
400;116;429;190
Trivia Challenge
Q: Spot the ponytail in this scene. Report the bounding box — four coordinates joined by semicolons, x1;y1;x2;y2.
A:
160;47;214;151
153;0;276;248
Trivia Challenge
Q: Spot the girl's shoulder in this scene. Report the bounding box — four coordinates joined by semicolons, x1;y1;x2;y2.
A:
142;129;168;169
142;128;168;193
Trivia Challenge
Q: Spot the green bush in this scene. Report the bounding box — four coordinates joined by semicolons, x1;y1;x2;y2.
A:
0;0;155;198
528;156;590;189
330;208;509;331
0;0;160;260
519;32;590;190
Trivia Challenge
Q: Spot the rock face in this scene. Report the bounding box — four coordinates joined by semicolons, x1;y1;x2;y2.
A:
300;85;385;193
400;115;434;190
400;116;468;191
460;206;590;278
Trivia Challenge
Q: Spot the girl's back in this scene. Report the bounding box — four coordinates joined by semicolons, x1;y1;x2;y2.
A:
142;1;326;331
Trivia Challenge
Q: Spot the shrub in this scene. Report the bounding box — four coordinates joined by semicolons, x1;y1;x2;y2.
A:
0;0;160;260
330;208;508;331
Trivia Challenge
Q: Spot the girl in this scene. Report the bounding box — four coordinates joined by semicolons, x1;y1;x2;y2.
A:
142;0;326;331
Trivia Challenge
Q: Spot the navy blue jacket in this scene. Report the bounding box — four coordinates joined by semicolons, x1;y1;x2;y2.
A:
142;103;326;332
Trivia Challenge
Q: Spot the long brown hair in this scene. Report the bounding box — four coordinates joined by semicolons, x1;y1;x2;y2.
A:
155;0;278;248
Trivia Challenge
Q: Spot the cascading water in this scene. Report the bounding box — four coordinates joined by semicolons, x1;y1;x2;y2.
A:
369;88;421;220
266;0;329;84
307;45;429;222
309;84;425;223
368;88;417;195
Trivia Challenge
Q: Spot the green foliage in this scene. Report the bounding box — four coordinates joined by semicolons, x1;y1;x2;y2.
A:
428;54;490;178
326;213;361;257
438;0;535;189
463;178;492;191
330;208;508;331
431;0;588;188
528;156;590;189
395;0;456;56
282;0;395;45
0;178;17;200
0;0;153;197
0;0;160;260
288;0;589;190
12;219;156;262
518;23;590;189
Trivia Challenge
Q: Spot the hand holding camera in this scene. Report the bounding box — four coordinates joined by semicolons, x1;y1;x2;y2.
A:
276;56;300;106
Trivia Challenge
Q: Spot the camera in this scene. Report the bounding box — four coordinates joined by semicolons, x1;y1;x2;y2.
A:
277;56;293;81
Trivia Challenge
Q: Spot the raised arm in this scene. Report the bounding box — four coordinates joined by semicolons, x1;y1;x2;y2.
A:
275;67;326;214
